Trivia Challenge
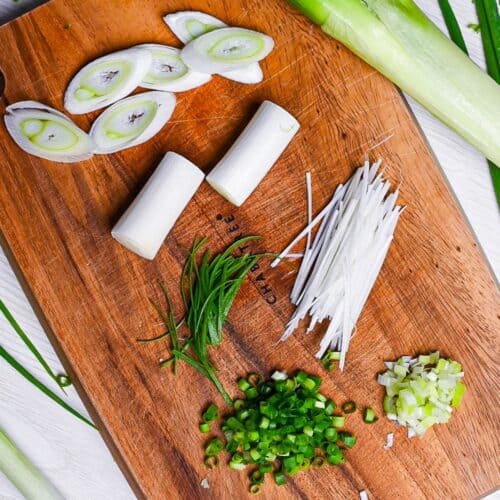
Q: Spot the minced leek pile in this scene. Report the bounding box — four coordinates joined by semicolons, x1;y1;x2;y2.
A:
378;352;466;437
201;371;356;494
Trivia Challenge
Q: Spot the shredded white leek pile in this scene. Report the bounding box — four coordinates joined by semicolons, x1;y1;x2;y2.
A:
272;160;403;369
378;352;466;437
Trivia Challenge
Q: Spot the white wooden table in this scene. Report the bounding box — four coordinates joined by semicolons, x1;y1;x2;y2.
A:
1;1;499;499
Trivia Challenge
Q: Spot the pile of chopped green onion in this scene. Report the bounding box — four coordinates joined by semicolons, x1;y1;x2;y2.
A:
378;352;465;437
202;371;356;494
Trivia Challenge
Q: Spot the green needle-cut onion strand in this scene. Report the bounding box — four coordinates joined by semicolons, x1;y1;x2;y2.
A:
0;300;71;392
438;0;469;54
0;345;96;429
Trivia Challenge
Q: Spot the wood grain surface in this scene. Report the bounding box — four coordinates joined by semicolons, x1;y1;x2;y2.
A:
0;0;498;498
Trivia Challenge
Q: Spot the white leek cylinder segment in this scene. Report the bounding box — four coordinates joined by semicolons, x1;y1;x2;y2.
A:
64;48;152;114
164;11;264;84
4;101;95;163
89;91;176;154
112;152;204;260
206;101;300;206
136;44;212;92
181;27;274;74
0;426;63;500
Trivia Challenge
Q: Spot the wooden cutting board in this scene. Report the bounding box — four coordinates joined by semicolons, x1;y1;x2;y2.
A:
0;0;498;498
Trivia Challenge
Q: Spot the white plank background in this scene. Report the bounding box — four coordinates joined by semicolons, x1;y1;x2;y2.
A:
0;1;499;499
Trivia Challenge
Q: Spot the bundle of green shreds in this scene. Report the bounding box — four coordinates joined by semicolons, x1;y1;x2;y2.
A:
201;371;356;494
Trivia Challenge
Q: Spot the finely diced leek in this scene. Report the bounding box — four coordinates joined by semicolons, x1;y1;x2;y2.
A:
378;352;465;437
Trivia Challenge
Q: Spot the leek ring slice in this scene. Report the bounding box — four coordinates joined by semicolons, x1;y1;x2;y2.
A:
89;91;176;154
4;101;95;163
64;48;152;114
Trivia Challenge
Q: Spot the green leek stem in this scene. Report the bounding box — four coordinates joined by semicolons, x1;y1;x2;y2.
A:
0;425;63;500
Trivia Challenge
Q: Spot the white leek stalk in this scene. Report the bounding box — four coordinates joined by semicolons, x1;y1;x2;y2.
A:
277;161;403;369
181;27;274;74
163;11;264;84
89;91;176;154
206;101;300;206
64;48;151;114
0;426;63;500
112;152;204;260
4;101;95;163
137;44;211;92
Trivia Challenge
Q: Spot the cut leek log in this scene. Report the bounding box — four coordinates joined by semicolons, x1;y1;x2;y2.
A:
89;91;176;154
112;152;205;259
181;27;274;74
0;426;63;500
64;48;152;114
206;101;299;206
164;11;264;84
137;44;212;92
4;101;95;163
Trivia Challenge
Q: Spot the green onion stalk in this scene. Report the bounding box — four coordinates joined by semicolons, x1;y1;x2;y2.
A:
287;0;500;169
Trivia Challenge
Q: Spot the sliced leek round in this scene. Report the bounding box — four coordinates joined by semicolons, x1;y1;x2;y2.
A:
136;44;211;92
163;11;226;44
181;27;274;74
222;63;263;84
166;12;268;83
4;101;95;163
89;91;176;154
64;48;152;114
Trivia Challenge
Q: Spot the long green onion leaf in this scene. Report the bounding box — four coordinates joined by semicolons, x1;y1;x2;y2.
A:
0;425;63;500
438;0;469;54
0;345;96;429
0;300;71;391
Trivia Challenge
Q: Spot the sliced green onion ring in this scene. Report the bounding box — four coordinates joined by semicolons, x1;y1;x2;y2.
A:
4;101;95;163
342;401;357;414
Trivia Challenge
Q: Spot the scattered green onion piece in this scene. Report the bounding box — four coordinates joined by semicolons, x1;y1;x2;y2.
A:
363;408;378;424
202;403;219;423
238;378;251;392
249;484;262;495
332;416;345;428
339;432;357;448
205;438;224;456
199;423;210;433
250;469;264;484
247;373;262;387
274;471;287;486
342;401;357;414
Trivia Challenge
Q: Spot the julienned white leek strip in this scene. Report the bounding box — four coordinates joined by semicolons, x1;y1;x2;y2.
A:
163;11;264;84
277;161;403;370
0;426;63;500
206;101;300;206
384;433;394;450
89;91;176;154
4;101;95;163
64;48;151;114
359;491;369;500
112;152;204;259
136;44;212;92
181;27;274;74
